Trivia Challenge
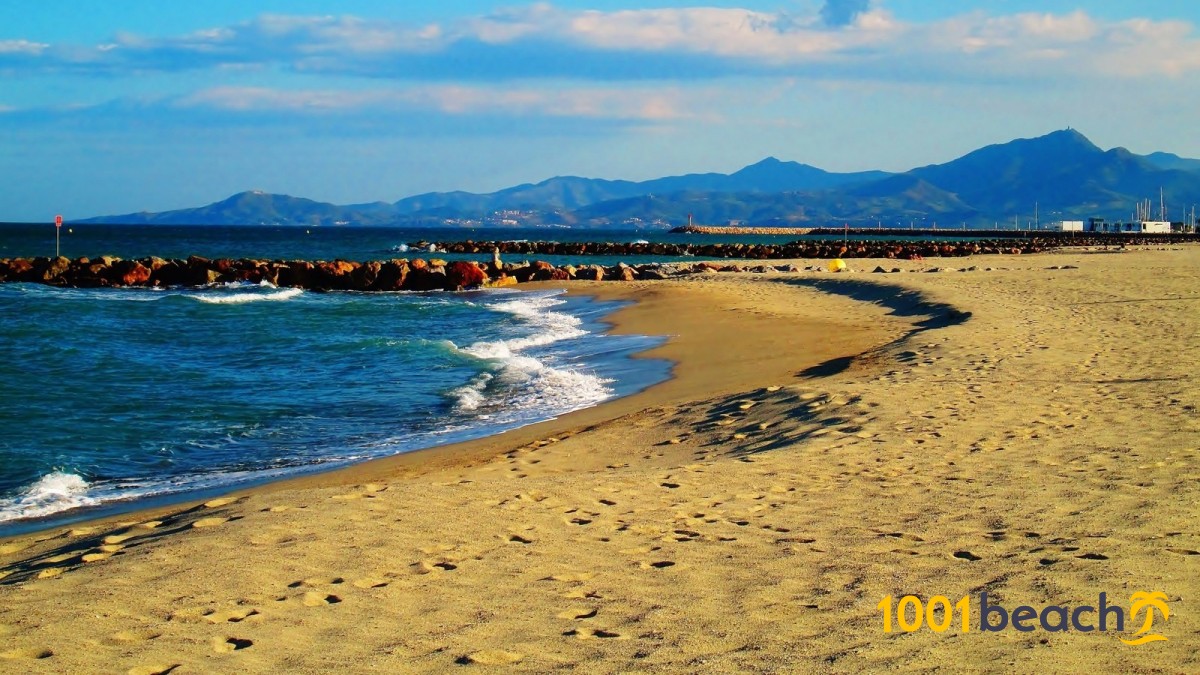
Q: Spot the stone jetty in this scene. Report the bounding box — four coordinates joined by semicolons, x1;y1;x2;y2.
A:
0;254;821;290
419;232;1193;261
0;256;502;291
0;234;1191;291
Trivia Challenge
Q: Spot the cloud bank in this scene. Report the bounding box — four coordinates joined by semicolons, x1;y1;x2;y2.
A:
2;3;1197;85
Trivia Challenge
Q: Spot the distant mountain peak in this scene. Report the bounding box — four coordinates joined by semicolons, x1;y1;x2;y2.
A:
1044;127;1098;147
74;129;1200;228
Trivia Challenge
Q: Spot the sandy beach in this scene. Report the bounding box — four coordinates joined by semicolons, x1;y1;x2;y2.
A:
1;247;1197;673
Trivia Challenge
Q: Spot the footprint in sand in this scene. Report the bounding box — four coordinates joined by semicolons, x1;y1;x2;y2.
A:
302;592;342;607
36;568;64;579
289;576;345;588
44;552;81;564
102;630;163;645
411;561;458;574
557;607;599;620
167;606;217;623
1167;548;1200;556
212;637;253;653
352;577;390;589
456;650;524;665
881;532;925;542
205;608;261;624
192;517;229;529
203;497;240;508
952;551;982;561
0;648;54;660
564;628;626;640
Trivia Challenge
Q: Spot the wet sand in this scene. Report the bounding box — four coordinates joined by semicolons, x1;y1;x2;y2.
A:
1;247;1197;673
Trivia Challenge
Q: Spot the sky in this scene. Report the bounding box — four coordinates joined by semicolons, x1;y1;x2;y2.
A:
2;1;1200;220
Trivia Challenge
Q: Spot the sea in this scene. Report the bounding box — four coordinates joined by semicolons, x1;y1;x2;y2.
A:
0;224;683;536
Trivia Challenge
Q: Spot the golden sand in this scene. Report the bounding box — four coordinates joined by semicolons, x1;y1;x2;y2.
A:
0;247;1197;673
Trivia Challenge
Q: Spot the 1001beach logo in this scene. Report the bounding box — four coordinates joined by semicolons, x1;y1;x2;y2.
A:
877;592;1170;645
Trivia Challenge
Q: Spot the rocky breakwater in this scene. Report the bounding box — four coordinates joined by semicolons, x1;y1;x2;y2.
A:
423;238;1064;260
0;256;496;292
0;254;813;291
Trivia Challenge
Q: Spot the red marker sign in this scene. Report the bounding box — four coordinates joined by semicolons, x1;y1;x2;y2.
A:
55;215;63;228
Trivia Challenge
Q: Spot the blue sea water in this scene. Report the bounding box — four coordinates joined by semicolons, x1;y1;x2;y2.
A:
0;280;669;535
0;222;974;269
0;223;720;266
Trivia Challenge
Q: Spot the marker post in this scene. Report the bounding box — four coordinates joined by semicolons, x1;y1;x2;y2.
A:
55;214;62;257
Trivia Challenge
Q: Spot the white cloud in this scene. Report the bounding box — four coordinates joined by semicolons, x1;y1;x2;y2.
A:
0;39;49;55
1;5;1198;81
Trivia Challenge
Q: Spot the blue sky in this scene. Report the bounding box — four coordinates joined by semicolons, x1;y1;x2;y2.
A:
3;1;1199;220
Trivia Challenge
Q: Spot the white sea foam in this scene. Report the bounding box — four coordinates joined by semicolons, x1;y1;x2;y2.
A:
188;287;304;305
476;294;587;351
451;372;493;412
0;471;96;523
448;292;613;417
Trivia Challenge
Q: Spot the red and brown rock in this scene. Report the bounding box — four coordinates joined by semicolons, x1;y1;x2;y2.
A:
373;260;409;291
445;261;486;290
114;260;151;286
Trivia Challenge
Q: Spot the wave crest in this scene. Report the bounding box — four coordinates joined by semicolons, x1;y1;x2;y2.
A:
188;288;304;305
448;292;613;417
0;471;95;523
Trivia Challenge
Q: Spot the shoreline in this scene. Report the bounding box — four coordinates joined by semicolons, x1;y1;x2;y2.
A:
1;275;902;539
1;249;1196;672
0;286;669;537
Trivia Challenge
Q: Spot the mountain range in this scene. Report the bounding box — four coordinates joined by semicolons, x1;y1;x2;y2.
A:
78;130;1200;229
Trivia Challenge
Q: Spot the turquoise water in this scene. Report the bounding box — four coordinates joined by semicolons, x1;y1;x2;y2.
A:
0;282;668;535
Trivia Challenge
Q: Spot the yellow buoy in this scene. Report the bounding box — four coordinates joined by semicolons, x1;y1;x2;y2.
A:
828;259;846;273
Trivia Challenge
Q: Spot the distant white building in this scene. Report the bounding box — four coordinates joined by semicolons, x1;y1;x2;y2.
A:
1084;218;1173;234
1136;221;1172;234
1055;220;1084;232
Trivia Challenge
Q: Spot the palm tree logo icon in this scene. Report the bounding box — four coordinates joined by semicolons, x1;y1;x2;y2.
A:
1120;592;1170;645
